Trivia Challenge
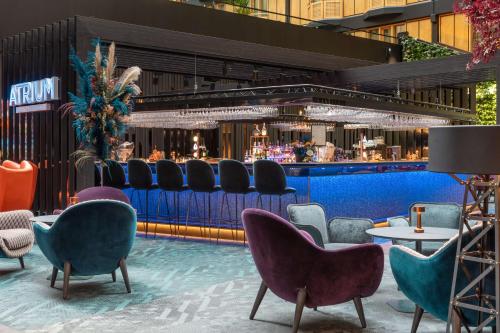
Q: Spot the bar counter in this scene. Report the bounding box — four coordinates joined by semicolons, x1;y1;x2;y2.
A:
121;160;464;226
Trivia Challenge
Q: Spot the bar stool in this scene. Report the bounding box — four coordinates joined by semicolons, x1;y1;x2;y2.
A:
128;159;158;238
155;159;189;237
185;160;221;240
218;159;255;244
253;160;298;216
103;159;130;190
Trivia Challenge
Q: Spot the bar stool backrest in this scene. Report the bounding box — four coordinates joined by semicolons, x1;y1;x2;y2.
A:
253;160;287;194
186;160;216;192
103;159;127;188
156;160;184;191
127;159;153;189
219;159;250;193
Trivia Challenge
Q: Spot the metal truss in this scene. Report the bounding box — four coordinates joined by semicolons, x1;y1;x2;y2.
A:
135;84;473;120
447;175;500;333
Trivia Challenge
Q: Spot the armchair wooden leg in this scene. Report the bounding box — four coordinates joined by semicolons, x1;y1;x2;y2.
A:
63;262;71;300
353;297;367;328
292;288;307;333
111;270;116;282
119;258;131;293
18;257;25;269
250;281;268;320
50;267;58;288
411;305;424;333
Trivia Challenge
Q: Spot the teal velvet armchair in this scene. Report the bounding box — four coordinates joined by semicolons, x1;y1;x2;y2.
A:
34;200;137;299
287;203;374;250
390;226;495;332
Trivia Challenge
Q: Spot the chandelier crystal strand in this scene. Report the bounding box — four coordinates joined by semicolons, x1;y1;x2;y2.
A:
305;105;451;129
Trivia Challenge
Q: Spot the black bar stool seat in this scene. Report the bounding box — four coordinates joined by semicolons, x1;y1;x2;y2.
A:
155;160;190;237
253;160;298;216
218;160;255;244
186;160;221;240
103;159;130;189
128;159;158;238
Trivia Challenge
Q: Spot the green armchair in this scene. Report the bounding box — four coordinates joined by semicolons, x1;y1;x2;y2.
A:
34;200;137;299
287;203;374;250
390;226;495;332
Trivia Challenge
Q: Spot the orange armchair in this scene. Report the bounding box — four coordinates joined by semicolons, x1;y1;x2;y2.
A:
0;160;38;212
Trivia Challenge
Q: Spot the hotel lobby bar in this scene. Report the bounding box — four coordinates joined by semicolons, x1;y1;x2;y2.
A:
0;1;499;332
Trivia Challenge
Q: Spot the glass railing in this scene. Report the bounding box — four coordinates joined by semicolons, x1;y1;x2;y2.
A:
309;0;343;20
368;0;406;9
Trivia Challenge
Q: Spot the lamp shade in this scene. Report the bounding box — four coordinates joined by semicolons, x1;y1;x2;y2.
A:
428;126;500;175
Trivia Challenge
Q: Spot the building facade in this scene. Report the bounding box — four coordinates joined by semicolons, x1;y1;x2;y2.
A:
176;0;472;51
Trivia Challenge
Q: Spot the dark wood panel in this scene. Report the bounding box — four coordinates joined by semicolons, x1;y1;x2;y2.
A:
0;18;76;214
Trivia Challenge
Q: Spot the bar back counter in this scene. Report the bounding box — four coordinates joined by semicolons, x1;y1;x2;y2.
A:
119;161;464;229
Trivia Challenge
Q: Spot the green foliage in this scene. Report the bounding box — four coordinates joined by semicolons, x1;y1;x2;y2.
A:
232;0;251;15
400;34;496;125
476;81;497;125
400;34;458;62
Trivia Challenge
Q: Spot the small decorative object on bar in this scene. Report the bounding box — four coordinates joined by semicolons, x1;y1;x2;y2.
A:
428;125;500;333
69;196;79;206
60;39;142;173
261;123;267;136
115;141;135;162
412;206;425;233
251;124;261;137
148;146;164;162
292;138;316;163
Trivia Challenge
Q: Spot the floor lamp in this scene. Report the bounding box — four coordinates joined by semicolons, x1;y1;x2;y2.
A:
428;125;500;333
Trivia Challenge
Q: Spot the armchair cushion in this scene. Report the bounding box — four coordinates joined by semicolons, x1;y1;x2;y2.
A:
0;229;34;250
293;223;325;248
287;203;329;244
0;210;34;230
328;217;374;244
409;202;461;229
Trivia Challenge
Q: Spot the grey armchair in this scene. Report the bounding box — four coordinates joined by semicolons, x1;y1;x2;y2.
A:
388;202;462;254
0;210;35;269
287;203;374;250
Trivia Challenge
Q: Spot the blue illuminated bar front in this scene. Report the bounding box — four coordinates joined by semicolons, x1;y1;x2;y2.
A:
122;161;465;226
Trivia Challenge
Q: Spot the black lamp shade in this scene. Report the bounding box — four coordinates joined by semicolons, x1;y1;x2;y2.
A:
428;126;500;175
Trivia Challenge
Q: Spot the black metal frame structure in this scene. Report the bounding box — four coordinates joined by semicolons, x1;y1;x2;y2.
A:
136;84;474;122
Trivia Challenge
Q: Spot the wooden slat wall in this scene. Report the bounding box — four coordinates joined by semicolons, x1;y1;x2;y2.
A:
125;127;219;160
0;18;76;214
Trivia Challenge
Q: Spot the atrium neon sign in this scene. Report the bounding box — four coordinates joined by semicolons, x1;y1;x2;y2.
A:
9;77;60;106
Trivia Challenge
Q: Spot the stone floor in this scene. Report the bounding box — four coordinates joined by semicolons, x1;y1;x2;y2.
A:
0;236;446;333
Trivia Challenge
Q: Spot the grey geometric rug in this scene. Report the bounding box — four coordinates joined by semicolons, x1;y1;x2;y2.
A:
0;237;446;332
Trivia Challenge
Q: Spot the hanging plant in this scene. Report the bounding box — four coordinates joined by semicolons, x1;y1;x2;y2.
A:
61;39;142;165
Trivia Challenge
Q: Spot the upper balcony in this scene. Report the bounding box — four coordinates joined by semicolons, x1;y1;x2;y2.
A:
308;0;427;21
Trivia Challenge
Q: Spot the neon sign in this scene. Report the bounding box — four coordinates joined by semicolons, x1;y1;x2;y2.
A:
9;77;60;107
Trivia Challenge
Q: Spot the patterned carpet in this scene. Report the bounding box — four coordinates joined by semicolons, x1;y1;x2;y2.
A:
0;236;446;333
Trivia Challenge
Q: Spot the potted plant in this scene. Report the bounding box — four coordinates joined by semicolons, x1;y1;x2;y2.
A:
61;39;142;183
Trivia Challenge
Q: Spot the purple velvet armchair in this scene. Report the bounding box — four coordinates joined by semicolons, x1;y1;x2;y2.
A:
54;186;130;214
242;209;384;333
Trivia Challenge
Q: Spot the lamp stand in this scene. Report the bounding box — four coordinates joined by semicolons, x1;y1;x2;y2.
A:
446;175;500;333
